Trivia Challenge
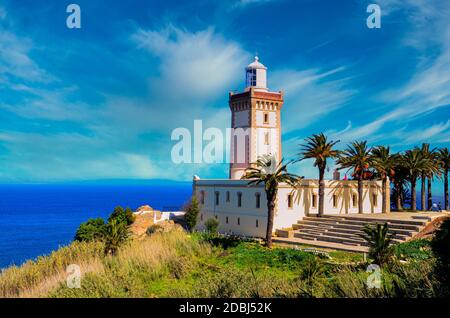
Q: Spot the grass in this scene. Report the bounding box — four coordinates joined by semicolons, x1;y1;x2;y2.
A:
0;226;444;298
393;238;433;261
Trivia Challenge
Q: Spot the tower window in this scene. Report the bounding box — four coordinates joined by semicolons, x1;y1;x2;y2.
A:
373;194;378;207
264;132;269;145
237;217;240;225
312;194;317;208
263;113;269;124
226;191;230;202
256;219;259;228
352;194;357;207
226;216;229;224
237;192;242;207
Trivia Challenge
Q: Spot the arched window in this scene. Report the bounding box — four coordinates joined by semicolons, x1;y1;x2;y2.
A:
312;193;317;208
215;191;220;206
333;194;338;208
264;132;269;145
255;192;261;209
287;194;294;208
237;192;242;207
200;191;205;204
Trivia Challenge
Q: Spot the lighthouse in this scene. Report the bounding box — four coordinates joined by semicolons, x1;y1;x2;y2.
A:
229;56;284;179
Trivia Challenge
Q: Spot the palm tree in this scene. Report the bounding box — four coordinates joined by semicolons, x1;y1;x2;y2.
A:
298;133;339;217
427;157;441;211
391;156;409;211
242;154;302;248
360;223;393;266
438;148;450;210
336;141;373;214
419;144;431;210
371;146;396;213
418;144;440;210
102;218;130;256
402;148;427;211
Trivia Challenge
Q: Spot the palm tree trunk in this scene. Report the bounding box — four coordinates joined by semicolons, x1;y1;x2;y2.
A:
382;177;387;213
358;177;363;214
427;177;432;211
411;179;417;211
395;182;403;211
318;167;325;217
445;170;449;210
421;173;426;211
396;190;403;211
265;189;276;248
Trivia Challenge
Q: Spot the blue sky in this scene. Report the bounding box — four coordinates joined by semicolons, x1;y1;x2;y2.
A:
0;0;449;193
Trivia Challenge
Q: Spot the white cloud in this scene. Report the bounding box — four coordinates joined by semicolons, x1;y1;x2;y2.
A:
0;30;54;83
0;25;250;182
329;1;450;146
132;25;248;100
271;66;356;132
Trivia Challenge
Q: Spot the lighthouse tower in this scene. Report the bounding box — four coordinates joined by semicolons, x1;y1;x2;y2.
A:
229;56;284;179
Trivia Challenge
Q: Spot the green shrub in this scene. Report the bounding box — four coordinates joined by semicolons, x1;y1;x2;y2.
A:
108;206;135;226
431;218;450;296
298;257;327;297
184;196;200;232
74;218;106;242
204;218;219;234
146;224;164;236
102;218;130;256
393;239;433;261
360;223;394;266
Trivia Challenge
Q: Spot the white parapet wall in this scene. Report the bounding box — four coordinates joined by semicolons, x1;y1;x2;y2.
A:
193;178;387;238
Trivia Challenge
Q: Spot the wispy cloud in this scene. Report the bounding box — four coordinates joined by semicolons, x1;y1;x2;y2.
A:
330;0;450;146
271;66;356;133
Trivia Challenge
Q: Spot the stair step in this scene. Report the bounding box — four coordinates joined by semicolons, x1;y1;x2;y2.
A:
297;228;410;241
294;232;367;246
295;223;417;236
300;219;422;231
316;215;427;226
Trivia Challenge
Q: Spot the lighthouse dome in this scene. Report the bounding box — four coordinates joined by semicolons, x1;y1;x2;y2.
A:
245;56;268;92
246;56;267;70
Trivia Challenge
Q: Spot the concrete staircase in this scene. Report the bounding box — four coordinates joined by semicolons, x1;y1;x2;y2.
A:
276;214;433;251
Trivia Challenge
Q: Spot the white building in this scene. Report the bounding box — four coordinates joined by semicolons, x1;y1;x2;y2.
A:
193;57;387;238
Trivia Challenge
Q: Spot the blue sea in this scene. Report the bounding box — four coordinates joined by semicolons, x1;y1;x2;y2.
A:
0;182;192;269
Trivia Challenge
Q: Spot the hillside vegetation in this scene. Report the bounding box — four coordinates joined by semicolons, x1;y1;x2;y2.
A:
1;220;448;298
